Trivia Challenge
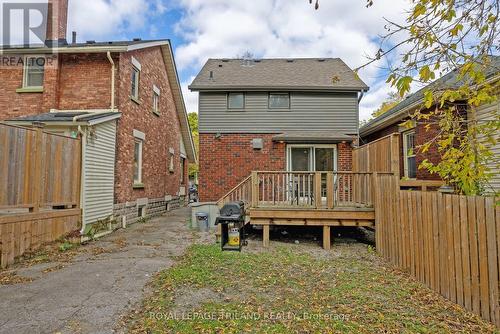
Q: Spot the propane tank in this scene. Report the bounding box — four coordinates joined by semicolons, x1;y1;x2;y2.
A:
228;228;240;246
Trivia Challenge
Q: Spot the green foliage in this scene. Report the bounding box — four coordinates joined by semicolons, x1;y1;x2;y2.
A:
84;216;115;240
366;0;499;195
372;92;403;118
58;241;75;252
188;112;199;180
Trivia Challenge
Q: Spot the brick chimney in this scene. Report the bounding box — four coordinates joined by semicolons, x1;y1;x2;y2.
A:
46;0;69;46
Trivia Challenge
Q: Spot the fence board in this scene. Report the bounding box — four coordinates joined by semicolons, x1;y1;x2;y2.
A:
0;124;82;268
353;133;400;174
376;174;499;327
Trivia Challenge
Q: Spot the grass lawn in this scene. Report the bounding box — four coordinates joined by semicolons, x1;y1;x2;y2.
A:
126;240;498;333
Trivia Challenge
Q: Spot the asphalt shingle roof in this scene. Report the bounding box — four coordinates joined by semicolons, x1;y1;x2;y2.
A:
189;58;369;91
360;56;500;136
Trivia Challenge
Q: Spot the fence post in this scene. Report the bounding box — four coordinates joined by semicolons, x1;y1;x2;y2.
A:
314;172;322;208
372;172;380;251
251;171;258;208
390;133;400;177
31;126;43;213
326;172;334;209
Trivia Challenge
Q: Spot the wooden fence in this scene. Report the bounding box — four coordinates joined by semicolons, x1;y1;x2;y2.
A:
0;124;82;268
375;174;499;327
353;133;400;174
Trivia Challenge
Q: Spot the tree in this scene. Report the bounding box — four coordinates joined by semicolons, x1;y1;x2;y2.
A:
372;92;403;118
309;0;499;195
188;112;199;180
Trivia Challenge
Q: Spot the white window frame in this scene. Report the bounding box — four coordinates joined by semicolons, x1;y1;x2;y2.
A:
403;130;417;179
168;148;175;173
152;85;160;115
269;92;290;110
133;130;145;186
286;144;338;172
131;57;141;101
23;55;45;88
227;92;245;110
180;155;186;184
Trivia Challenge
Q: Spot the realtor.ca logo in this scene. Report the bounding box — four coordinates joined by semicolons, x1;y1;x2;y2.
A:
1;1;49;48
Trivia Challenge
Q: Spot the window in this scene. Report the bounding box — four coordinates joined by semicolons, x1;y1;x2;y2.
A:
23;56;45;88
227;93;245;109
169;148;175;173
403;131;417;179
133;139;143;185
131;66;140;101
269;93;290;109
152;85;160;115
180;157;186;184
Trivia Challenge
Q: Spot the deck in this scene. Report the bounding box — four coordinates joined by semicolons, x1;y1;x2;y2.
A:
217;171;384;249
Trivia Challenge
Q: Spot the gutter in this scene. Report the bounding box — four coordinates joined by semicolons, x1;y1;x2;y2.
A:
107;52;116;111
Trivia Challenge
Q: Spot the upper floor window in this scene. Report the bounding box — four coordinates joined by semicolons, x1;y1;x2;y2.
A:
131;57;141;102
403;130;416;179
152;85;160;115
23;56;45;88
227;93;245;109
269;93;290;109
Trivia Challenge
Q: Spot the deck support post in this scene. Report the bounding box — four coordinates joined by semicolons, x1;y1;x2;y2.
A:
263;225;270;248
323;225;331;250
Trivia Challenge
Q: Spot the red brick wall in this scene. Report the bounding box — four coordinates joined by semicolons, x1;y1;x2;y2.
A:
199;133;286;202
198;133;354;202
338;142;353;171
0;47;186;205
114;47;185;204
0;54;112;120
58;53;114;110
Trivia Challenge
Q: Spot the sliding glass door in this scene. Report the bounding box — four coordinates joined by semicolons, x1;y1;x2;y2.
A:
287;145;337;172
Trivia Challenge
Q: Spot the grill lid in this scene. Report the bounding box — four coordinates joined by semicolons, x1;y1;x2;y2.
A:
220;201;244;217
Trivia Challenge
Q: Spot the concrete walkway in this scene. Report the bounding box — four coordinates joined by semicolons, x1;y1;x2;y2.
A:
0;207;196;334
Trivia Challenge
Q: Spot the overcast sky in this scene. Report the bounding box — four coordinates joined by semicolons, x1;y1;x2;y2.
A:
1;0;412;120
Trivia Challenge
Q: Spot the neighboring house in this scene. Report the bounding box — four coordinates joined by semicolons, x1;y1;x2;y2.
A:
0;0;196;232
189;58;368;202
360;57;499;192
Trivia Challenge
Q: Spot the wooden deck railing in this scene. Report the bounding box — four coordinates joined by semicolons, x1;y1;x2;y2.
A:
251;171;382;209
216;175;253;208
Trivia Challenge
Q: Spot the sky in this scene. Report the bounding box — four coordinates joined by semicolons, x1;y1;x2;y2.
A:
0;0;412;121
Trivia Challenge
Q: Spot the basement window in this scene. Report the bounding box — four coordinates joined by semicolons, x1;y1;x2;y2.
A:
23;56;45;88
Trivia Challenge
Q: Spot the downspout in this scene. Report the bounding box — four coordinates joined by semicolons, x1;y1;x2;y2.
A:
106;51;116;111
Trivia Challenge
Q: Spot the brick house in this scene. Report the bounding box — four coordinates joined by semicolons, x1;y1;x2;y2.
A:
189;58;368;202
1;0;196;231
360;58;499;192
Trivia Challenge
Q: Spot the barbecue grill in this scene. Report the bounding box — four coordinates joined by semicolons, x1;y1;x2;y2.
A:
215;201;247;251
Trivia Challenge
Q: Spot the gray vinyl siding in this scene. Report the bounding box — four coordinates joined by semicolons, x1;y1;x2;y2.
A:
199;92;359;134
475;100;500;193
82;121;117;226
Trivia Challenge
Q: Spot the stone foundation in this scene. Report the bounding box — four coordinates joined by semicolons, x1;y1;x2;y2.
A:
113;195;185;227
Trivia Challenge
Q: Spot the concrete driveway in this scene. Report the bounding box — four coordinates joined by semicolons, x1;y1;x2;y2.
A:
0;207;197;334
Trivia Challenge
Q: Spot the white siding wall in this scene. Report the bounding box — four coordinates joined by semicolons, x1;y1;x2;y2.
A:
476;101;500;193
82;121;117;226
